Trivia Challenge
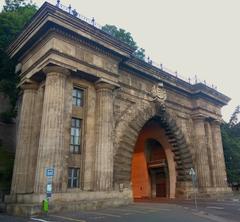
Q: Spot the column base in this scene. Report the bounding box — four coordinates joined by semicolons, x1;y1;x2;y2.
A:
176;181;195;199
199;186;232;193
196;186;232;198
5;189;133;216
175;182;232;199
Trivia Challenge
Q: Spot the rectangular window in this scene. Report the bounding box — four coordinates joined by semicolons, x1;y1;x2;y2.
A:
68;168;80;188
70;118;81;154
72;88;84;107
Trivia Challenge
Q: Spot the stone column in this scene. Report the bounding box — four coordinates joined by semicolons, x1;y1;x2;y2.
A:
34;66;70;193
11;81;38;194
193;116;211;190
94;79;118;191
26;86;44;193
205;121;216;187
211;120;228;187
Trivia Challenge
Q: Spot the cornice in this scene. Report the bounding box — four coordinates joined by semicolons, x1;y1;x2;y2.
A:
7;2;134;60
121;59;230;106
48;26;123;62
7;2;231;108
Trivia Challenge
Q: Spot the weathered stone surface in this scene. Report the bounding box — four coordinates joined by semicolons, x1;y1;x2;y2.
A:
11;81;38;194
34;66;70;193
6;2;231;216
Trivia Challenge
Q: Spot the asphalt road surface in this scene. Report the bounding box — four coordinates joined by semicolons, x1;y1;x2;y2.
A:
1;198;240;222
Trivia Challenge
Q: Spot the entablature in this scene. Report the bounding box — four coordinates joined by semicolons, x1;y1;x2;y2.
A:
8;2;230;108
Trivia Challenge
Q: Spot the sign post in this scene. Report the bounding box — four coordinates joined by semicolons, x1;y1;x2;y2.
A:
189;167;197;209
43;167;54;213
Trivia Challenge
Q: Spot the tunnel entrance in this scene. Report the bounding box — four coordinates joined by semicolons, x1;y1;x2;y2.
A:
147;139;169;198
131;118;175;200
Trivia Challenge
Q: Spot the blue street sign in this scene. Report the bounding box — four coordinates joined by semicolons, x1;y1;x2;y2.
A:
46;168;54;177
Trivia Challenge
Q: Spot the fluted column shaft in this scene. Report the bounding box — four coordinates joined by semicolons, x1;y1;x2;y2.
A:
194;117;211;189
26;86;44;193
11;82;38;194
34;66;69;193
211;121;228;187
94;80;116;191
205;121;216;187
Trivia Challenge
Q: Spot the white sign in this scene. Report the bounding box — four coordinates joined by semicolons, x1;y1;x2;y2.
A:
46;183;52;193
189;168;196;176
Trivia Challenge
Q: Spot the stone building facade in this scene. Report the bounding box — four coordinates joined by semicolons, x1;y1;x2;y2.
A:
5;2;231;215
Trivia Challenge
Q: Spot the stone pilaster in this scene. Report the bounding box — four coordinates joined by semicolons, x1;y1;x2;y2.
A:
34;66;70;193
11;81;38;194
193;116;211;190
205;121;216;187
211;120;228;187
94;79;118;191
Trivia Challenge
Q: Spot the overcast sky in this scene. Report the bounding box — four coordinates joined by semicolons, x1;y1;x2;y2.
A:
1;0;239;121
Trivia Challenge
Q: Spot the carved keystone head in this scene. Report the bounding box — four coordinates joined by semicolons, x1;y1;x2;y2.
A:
150;83;167;106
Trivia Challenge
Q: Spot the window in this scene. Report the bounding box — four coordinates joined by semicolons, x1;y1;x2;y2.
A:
72;88;84;107
70;118;81;154
68;168;80;188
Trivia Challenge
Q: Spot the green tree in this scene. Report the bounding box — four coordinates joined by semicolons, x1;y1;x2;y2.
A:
3;0;26;12
229;105;240;128
222;106;240;184
0;0;37;122
102;24;145;60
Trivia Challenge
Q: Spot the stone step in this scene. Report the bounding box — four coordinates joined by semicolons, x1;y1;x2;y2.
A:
116;150;132;160
114;173;131;181
178;151;192;159
121;135;136;146
171;146;180;152
176;159;193;168
127;125;139;137
114;158;131;168
168;138;177;143
177;175;192;182
119;140;135;150
174;154;192;161
129;120;143;132
115;167;131;175
174;148;189;156
176;162;193;170
118;143;134;154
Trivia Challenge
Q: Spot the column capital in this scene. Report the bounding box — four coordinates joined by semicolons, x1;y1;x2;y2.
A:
95;78;120;91
191;114;207;121
211;118;224;125
20;79;38;91
43;66;70;77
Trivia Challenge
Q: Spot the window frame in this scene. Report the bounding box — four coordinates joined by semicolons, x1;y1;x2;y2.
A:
70;117;82;154
67;167;80;188
72;87;84;107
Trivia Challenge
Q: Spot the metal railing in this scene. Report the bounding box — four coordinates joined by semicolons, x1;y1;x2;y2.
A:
55;0;218;90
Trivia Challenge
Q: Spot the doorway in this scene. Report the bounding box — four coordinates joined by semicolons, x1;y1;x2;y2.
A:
131;119;174;200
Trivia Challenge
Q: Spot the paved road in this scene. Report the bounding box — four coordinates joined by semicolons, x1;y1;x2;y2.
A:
1;199;240;222
171;198;240;222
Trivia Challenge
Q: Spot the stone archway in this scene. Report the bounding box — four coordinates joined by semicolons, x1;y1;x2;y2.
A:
131;119;177;199
113;101;194;197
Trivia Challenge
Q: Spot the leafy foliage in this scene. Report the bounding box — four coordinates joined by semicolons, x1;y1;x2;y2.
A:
0;2;37;49
0;1;37;121
4;0;26;12
222;106;240;184
102;24;145;60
